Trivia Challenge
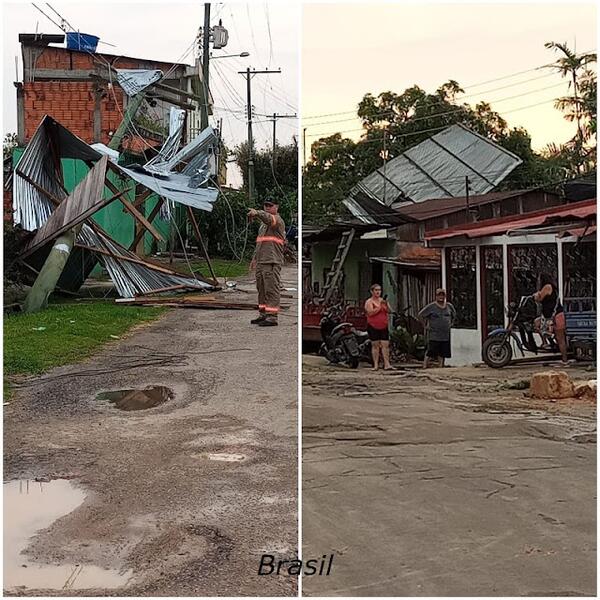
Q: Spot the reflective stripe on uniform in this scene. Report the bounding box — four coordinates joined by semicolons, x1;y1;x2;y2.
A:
264;306;280;313
256;236;285;245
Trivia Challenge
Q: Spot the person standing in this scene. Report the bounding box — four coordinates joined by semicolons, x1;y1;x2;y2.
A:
365;284;392;370
534;272;568;365
248;200;286;327
418;288;456;368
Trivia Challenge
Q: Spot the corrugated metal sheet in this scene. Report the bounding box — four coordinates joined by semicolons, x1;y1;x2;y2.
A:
425;198;596;241
116;69;163;97
345;124;523;222
22;156;110;257
78;225;212;298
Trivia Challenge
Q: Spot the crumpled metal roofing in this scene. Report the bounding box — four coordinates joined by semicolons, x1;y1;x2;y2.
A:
78;225;211;298
144;107;186;174
119;124;219;211
13;116;219;232
13;115;217;298
345;124;523;223
116;69;163;97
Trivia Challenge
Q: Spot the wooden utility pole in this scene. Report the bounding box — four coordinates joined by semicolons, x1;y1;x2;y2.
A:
303;127;307;169
200;2;211;130
269;112;296;169
238;67;281;203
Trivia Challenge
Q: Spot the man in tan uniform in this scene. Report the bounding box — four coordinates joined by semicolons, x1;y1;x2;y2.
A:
248;200;286;327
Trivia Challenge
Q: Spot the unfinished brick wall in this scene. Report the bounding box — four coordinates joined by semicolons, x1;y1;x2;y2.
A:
23;81;125;144
21;46;185;145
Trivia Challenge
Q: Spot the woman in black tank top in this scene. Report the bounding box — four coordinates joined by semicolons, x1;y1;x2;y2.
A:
534;272;568;364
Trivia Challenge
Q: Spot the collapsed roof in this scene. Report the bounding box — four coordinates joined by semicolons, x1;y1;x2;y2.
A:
344;124;523;223
12;115;219;298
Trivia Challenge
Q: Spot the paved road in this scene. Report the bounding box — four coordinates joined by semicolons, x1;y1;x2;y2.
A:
302;357;596;596
4;265;298;596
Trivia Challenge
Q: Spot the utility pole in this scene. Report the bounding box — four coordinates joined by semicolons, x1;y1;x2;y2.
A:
270;112;297;169
382;128;388;203
200;2;211;130
303;127;307;169
238;67;281;202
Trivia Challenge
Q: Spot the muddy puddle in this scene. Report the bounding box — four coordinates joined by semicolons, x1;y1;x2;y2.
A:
3;479;132;592
96;386;173;411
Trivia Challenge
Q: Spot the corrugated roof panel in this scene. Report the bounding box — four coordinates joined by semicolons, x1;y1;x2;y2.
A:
346;125;523;221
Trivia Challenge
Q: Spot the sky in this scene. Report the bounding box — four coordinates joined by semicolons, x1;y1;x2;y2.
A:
2;1;299;185
302;3;597;160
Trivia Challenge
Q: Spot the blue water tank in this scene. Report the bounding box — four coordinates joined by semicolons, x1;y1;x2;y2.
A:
66;32;99;53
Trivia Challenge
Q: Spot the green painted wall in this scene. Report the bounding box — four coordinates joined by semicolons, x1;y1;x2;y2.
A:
12;148;180;255
311;237;397;308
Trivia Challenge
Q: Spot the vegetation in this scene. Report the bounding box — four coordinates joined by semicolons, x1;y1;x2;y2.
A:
4;302;165;378
171;257;250;279
3;132;17;159
543;42;597;175
197;141;298;260
303;43;597;225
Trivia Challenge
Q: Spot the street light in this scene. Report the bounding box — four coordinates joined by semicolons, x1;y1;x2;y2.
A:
211;52;250;59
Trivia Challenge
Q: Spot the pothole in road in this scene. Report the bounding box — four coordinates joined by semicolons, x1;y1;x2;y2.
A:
96;386;173;411
3;478;132;592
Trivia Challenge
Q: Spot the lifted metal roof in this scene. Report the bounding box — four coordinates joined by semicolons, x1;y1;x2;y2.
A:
345;124;523;222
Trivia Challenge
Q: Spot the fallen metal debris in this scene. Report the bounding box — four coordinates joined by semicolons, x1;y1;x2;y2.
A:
13;115;220;299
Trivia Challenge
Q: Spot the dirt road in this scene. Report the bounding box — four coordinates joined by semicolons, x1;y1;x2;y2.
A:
302;356;596;596
4;265;298;596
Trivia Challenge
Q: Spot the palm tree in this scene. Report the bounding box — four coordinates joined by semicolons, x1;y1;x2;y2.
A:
544;42;596;145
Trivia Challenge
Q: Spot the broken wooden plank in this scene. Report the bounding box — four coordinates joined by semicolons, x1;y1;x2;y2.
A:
118;195;164;242
20;156;119;259
128;198;164;252
186;206;218;284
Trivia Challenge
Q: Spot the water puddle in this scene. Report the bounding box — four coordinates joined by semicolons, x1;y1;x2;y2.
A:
4;479;132;592
96;386;173;411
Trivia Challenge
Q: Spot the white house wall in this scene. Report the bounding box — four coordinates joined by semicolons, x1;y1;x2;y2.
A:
439;233;582;367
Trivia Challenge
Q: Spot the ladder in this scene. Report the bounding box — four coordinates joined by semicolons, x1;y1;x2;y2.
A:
322;228;355;304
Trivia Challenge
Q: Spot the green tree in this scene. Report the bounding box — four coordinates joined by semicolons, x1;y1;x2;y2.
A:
196;141;298;260
303;82;557;223
544;42;597;175
3;133;17;160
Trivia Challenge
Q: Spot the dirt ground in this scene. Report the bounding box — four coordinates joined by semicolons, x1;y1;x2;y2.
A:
302;355;597;597
4;265;298;597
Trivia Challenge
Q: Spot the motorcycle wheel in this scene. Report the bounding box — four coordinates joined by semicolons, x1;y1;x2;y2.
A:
348;356;360;369
482;336;513;368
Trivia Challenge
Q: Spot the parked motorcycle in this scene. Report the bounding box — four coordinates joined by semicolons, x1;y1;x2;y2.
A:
389;304;426;362
482;295;597;368
319;304;370;369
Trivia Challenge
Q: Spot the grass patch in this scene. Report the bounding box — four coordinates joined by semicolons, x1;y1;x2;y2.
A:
4;302;165;378
172;257;249;280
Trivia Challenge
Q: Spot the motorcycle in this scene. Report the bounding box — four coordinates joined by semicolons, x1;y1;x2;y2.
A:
389;304;426;362
319;304;370;369
482;295;545;368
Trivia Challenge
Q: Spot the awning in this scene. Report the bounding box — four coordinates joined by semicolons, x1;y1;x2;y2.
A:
425;199;596;242
370;256;440;271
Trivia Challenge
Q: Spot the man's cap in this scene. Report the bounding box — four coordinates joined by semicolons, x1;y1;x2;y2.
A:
436;288;446;295
263;199;278;207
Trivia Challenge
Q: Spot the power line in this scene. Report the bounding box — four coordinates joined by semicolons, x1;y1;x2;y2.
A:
302;48;596;121
305;80;568;135
305;96;570;140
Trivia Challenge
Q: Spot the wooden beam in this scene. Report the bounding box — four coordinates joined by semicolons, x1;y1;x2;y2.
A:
128;198;163;252
75;243;184;275
186;206;218;284
118;196;163;242
133;188;154;208
15;170;63;206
